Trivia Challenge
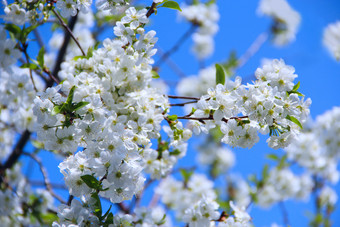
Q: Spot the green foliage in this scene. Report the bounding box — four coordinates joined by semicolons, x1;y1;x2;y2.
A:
159;1;182;12
91;193;102;218
21;63;39;70
5;24;38;44
180;168;193;184
152;70;160;79
167;114;178;121
287;81;304;96
37;46;45;68
215;64;226;85
81;175;101;190
51;86;89;128
286;115;303;129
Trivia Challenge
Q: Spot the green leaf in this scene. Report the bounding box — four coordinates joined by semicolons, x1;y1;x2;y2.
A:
288;90;304;96
66;86;76;107
261;164;269;182
103;213;114;227
215;64;226;85
170;149;181;156
101;205;112;221
180;169;193;183
23;24;39;37
285;115;303;129
73;101;90;111
292;81;300;91
167;114;177;121
278;154;287;169
41;213;58;225
87;46;93;59
81;175;101;189
51;105;63;116
91;193;102;218
161;1;182;11
5;24;21;37
266;154;279;161
37;46;45;68
21;63;39;70
73;55;86;61
151;70;160;79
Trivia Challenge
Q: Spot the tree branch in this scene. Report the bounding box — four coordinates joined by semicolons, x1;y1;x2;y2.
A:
167;95;200;100
23;152;66;204
52;9;85;57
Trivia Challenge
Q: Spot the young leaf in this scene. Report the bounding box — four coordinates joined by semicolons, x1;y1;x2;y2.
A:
103;213;114;227
66;86;76;106
91;193;102;218
266;154;279;161
170;149;181;156
21;63;39;70
51;105;62;116
37;46;45;68
101;205;112;221
215;64;226;85
81;175;101;189
167;114;178;121
292;81;300;91
87;46;93;59
161;1;182;12
152;70;160;79
73;101;90;111
180;169;193;183
285;115;303;129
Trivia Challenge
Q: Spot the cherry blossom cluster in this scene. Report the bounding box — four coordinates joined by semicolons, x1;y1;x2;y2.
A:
189;59;311;149
0;164;54;225
196;138;235;175
156;174;251;226
96;0;130;15
286;106;340;184
258;0;301;45
255;167;313;208
0;27;21;69
323;21;340;61
33;7;175;205
56;0;92;18
3;0;53;25
179;2;220;59
0;66;44;159
156;174;219;226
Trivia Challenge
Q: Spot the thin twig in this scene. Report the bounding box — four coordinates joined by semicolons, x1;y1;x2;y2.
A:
176;115;249;124
237;32;268;69
30;180;68;189
49;14;79;87
146;2;157;18
23;152;66;204
52;9;85;56
170;100;198;106
154;24;197;67
33;28;45;50
67;195;74;206
167;95;200;100
279;202;290;227
22;43;38;92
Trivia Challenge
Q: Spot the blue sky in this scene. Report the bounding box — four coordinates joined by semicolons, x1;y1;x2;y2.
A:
6;0;340;226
